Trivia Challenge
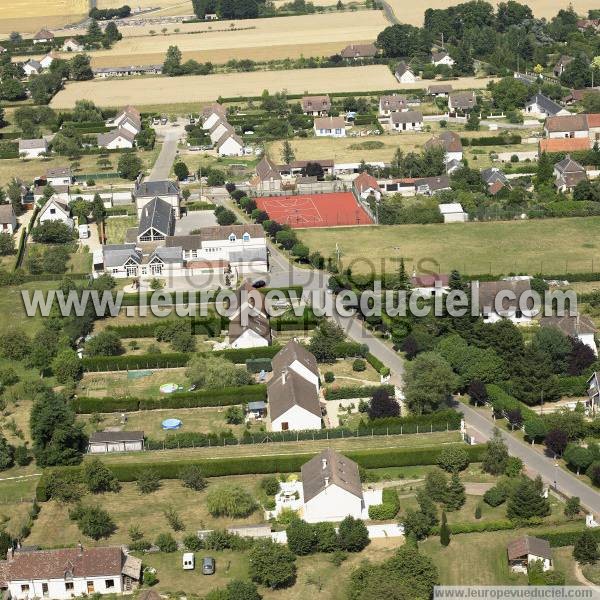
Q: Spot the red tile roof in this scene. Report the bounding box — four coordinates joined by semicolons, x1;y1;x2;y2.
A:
539;138;590;153
353;171;379;193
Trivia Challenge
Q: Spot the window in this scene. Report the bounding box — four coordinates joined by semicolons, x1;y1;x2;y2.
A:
242;233;250;241
65;582;74;592
21;585;30;592
42;583;49;597
105;580;115;589
49;208;56;214
229;234;236;242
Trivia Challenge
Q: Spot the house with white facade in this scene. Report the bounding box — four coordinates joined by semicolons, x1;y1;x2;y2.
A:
46;167;73;187
301;95;331;116
272;339;320;391
390;110;423;132
314;117;346;138
97;128;136;150
394;62;418;84
353;171;381;200
587;372;600;414
411;274;450;297
540;314;597;355
18;138;47;159
137;197;174;242
424;131;463;162
544;114;589;139
427;84;453;97
431;50;454;67
38;197;73;229
448;91;477;113
507;536;553;574
251;156;283;193
301;449;368;523
216;132;245;156
378;94;407;117
340;43;378;60
22;60;42;77
473;279;535;324
554;154;587;192
109;106;142;136
202;104;227;130
40;53;54;70
525;93;570;118
0;204;17;235
134;179;181;219
33;29;54;44
228;279;271;349
268;367;321;432
415;175;451;195
62;38;84;52
0;545;141;600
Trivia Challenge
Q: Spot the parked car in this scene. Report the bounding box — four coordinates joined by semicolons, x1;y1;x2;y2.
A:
182;553;194;570
252;279;266;288
202;557;215;575
78;224;89;239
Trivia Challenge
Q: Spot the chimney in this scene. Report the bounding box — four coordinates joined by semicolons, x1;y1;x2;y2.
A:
321;458;327;470
7;547;14;561
281;368;287;385
77;542;83;556
324;476;330;487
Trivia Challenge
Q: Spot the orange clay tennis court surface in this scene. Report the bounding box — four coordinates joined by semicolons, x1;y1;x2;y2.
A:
255;192;373;228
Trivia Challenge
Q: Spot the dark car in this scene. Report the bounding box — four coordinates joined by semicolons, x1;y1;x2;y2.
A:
252;279;266;288
202;557;215;575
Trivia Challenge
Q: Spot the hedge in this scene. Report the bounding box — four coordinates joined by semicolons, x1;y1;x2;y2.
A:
71;384;267;413
36;443;485;500
324;384;394;400
368;488;400;520
105;317;224;338
245;358;272;373
556;375;588;397
431;519;515;535
537;528;600;547
358;410;462;435
460;134;521;147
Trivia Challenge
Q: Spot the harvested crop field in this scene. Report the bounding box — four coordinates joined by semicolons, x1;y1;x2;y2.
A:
384;0;600;25
51;65;396;107
0;0;88;35
51;69;494;108
74;11;387;66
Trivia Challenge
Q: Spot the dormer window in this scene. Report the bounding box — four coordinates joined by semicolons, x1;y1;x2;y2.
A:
229;233;236;242
242;232;250;241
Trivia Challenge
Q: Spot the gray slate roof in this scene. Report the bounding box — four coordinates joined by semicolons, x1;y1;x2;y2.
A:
474;280;532;315
151;246;182;264
138;197;174;238
166;225;263;248
19;138;47;150
0;204;15;224
135;180;179;198
481;167;509;186
526;93;564;116
89;431;144;443
391;110;423;124
267;369;320;421
507;536;552;561
102;244;141;268
272;339;319;380
97;128;136;147
301;449;363;503
540;314;597;336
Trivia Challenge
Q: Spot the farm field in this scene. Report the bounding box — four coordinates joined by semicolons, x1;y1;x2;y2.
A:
0;0;87;35
297;217;600;276
384;0;600;25
79;11;388;66
50;69;494;108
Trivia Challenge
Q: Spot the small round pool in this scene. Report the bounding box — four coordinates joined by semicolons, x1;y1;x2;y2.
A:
162;418;182;430
160;383;179;394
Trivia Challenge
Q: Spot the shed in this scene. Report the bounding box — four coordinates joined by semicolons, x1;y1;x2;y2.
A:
246;401;267;418
438;202;468;223
88;431;144;453
507;536;553;573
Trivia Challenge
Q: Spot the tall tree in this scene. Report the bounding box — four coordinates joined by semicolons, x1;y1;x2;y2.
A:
482;428;509;475
439;511;450;546
506;477;550;520
281;140;295;165
573;529;600;564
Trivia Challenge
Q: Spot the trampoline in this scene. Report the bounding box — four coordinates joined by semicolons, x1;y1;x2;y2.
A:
160;383;179;394
162;418;182;430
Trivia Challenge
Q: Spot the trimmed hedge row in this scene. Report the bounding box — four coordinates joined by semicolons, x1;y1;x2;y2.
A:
71;384;267;414
324;384;394;400
105;317;224;338
537;528;600;547
431;519;515;535
36;443;485;500
487;384;544;428
368;487;400;520
461;134;521;147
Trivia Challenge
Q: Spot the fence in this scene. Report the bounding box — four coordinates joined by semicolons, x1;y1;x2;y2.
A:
74;172;120;181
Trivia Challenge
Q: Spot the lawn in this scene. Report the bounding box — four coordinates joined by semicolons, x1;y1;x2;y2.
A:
0;281;60;335
0;477;40;538
323;357;381;386
77;405;264;440
105;216;138;244
297;217;600;276
26;476;267;548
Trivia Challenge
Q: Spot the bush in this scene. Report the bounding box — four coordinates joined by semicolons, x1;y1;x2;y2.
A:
248;540;297;589
155;532;177;552
324;371;335;383
483;485;508;507
437;446;470;473
260;475;280;496
352;359;366;372
368;488;400;520
206;485;257;517
179;464;207;491
69;504;116;540
287;519;317;555
337;516;369;552
136;469;160;494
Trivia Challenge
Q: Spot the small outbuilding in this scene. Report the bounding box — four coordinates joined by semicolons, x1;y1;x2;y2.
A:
88;431;144;453
438;202;468;223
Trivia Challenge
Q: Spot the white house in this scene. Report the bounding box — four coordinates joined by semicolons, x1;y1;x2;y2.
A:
439;202;468;223
134;179;181;219
62;38;84;52
424;131;463;162
540;314;597;355
251;156;282;193
431;50;454;67
216;132;245;156
40;53;54;70
390;110;423;132
38;197;73;229
353;171;381;201
544;114;589;139
228;280;271;349
46;167;73;187
268;368;321;432
415;175;451;196
301;95;331;116
272;339;320;391
202;103;227;130
411;273;450;297
378;94;407;117
1;545;141;600
0;204;17;235
554;154;587;192
448;91;477;113
314;116;346;138
395;62;417;84
18;138;47;159
209;119;233;144
473;279;535;325
88;431;145;453
110;106;142;135
22;60;42;77
97;128;136;150
587;372;600;414
301;449;365;523
525;93;570;118
507;536;553;574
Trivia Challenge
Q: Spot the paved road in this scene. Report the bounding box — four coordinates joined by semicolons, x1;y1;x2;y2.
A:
461;402;600;514
147;129;182;181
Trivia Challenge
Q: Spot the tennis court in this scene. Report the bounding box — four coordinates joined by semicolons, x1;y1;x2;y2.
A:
255;192;373;229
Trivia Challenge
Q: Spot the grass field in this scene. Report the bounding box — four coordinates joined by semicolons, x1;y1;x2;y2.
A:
104;216;137;244
50;69;494;108
0;0;87;34
297;217;600;276
79;12;387;66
